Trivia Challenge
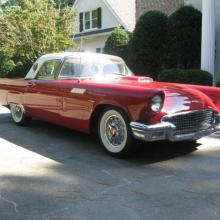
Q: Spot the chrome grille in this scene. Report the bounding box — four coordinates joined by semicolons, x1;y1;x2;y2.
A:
162;109;215;135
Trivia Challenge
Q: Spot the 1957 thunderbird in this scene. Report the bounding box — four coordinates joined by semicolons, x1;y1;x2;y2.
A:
0;52;220;157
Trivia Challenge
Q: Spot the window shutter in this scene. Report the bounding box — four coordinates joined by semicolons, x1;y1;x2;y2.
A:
79;12;83;32
97;7;102;29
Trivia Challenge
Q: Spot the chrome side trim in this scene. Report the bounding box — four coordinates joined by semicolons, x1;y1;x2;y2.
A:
70;88;86;94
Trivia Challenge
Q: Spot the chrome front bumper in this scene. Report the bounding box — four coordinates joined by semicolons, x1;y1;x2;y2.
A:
130;114;220;142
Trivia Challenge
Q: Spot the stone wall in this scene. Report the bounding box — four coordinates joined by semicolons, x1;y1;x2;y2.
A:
136;0;184;20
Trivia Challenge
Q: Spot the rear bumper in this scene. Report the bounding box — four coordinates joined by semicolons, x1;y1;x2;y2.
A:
130;114;220;142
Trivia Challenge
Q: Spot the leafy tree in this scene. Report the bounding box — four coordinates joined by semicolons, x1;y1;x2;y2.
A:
54;0;74;8
1;0;74;8
128;11;168;78
103;26;132;61
166;6;202;69
0;0;76;77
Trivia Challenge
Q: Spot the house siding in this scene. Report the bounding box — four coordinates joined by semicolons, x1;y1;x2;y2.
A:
136;0;184;21
105;0;136;31
74;35;109;53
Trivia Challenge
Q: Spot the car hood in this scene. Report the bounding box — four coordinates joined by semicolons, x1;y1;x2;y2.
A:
88;75;217;114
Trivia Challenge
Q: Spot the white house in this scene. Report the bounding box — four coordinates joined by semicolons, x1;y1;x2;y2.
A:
72;0;219;83
72;0;136;53
72;0;183;53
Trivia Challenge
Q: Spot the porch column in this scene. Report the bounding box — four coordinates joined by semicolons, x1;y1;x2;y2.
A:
201;0;215;77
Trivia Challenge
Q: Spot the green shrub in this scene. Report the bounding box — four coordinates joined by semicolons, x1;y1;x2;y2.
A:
103;27;132;61
158;69;213;86
0;0;75;78
216;81;220;87
166;6;202;69
128;11;168;78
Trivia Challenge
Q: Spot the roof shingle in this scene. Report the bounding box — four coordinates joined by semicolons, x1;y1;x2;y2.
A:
136;0;184;20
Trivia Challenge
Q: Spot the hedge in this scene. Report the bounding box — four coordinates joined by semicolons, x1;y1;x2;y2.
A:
166;6;202;69
158;69;213;86
128;11;168;78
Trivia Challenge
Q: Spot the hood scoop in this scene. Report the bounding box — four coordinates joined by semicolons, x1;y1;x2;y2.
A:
120;76;153;83
137;77;153;83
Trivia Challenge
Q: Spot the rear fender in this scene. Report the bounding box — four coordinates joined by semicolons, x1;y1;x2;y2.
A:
0;91;8;106
7;91;24;106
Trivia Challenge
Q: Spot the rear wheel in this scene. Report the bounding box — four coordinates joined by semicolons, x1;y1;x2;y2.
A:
10;104;31;126
98;108;134;157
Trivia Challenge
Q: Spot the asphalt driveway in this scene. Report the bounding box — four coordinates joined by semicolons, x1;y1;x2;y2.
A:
0;105;220;220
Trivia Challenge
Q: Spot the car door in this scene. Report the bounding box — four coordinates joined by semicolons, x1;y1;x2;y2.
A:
24;59;62;122
56;57;94;132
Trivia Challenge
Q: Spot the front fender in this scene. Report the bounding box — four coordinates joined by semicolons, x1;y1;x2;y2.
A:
180;84;220;113
93;100;133;120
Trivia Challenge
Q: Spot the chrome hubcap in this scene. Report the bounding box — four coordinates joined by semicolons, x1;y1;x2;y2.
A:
105;115;125;146
11;104;23;122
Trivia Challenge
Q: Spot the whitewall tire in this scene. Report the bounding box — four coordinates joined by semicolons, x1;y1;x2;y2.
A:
98;108;134;157
10;104;31;126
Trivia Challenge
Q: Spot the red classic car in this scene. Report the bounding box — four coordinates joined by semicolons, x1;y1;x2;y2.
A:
0;52;220;157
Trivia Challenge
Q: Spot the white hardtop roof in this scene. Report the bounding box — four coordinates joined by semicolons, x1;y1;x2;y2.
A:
39;52;123;62
25;52;123;80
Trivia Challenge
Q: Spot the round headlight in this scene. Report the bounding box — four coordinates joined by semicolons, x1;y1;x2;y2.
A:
151;95;163;112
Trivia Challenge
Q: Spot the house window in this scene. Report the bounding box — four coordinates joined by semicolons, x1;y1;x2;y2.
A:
85;11;90;30
79;7;102;32
92;10;98;29
96;48;101;53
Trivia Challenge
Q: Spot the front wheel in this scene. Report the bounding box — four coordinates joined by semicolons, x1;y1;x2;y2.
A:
98;108;134;157
10;104;31;126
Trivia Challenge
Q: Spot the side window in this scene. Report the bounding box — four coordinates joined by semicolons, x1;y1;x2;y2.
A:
37;60;60;79
103;64;120;75
32;63;38;72
59;58;82;78
25;63;38;79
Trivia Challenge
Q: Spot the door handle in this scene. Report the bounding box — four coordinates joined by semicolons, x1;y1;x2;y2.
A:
27;82;35;87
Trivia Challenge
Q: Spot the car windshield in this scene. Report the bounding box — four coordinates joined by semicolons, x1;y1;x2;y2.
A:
59;56;133;79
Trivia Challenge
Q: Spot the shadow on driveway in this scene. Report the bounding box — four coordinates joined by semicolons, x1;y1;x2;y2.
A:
1;112;220;220
0;112;198;166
